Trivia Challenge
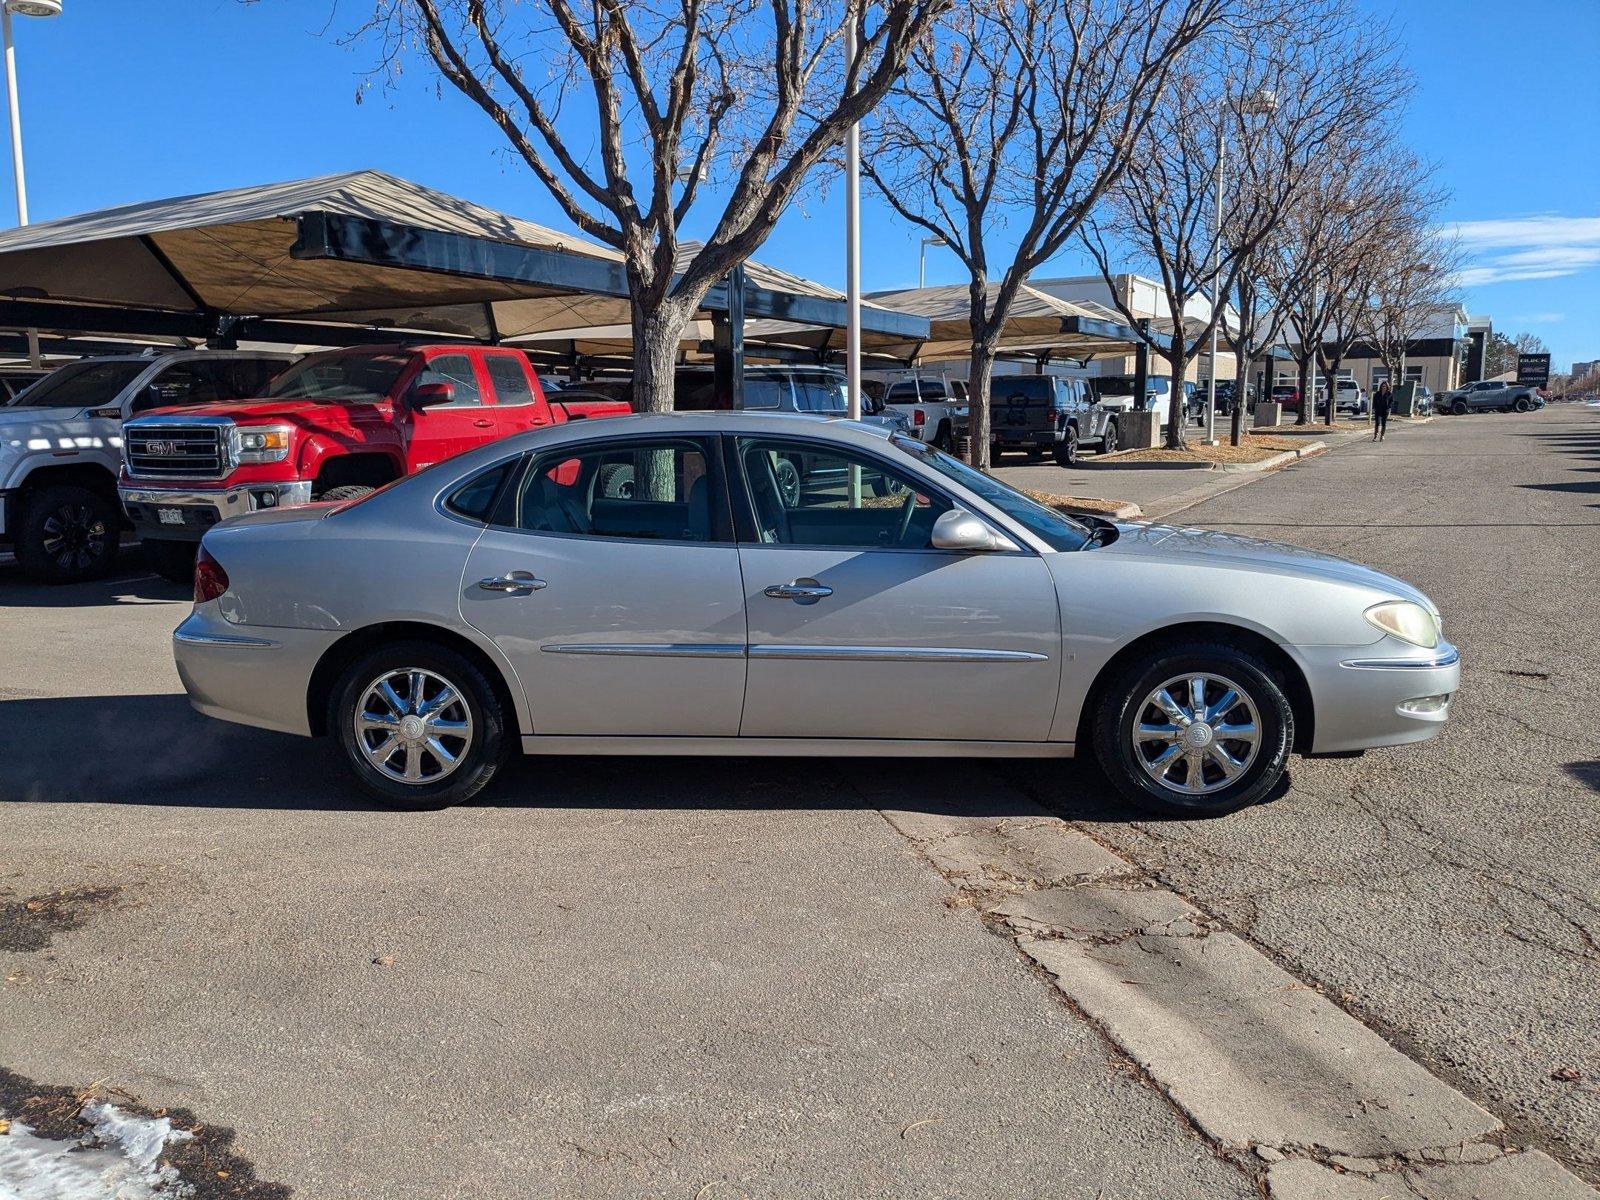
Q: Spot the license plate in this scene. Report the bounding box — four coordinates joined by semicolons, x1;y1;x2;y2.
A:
157;507;185;526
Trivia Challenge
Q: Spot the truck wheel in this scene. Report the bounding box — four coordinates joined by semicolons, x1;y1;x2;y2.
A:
596;463;634;500
1099;421;1119;455
318;484;375;503
16;484;120;584
1052;425;1080;467
332;640;508;810
1092;640;1294;817
145;539;197;586
1513;399;1529;412
933;423;953;452
1451;399;1467;415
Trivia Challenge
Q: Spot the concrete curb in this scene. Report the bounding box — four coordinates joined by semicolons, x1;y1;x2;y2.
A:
872;799;1599;1200
1056;499;1144;520
1076;455;1216;472
1076;441;1328;476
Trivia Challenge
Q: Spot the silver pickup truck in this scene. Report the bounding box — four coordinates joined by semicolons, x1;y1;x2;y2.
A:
1437;379;1544;414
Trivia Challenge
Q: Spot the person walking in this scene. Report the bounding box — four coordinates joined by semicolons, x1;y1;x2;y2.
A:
1372;380;1393;441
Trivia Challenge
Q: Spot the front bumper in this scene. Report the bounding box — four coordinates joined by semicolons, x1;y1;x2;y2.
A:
122;481;313;542
1292;641;1461;753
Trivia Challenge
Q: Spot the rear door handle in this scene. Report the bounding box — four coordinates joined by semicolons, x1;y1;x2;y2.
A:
477;571;546;593
763;579;832;604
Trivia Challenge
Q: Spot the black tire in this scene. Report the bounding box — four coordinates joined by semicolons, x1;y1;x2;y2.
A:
1052;425;1080;468
595;463;634;500
318;484;375;503
1092;640;1294;817
1513;399;1529;412
331;640;508;810
1451;399;1467;415
773;457;802;506
145;538;197;586
932;423;954;452
1099;420;1119;455
15;484;121;584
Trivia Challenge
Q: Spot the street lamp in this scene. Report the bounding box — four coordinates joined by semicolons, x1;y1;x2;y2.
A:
2;0;58;368
1204;87;1276;443
918;234;945;288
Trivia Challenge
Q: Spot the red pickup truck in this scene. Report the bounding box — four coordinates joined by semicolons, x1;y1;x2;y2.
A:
119;343;629;580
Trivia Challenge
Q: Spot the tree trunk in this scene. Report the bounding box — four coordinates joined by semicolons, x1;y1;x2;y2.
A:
1165;345;1188;450
1320;355;1338;427
1296;355;1313;426
967;345;995;469
1228;334;1249;447
630;297;692;415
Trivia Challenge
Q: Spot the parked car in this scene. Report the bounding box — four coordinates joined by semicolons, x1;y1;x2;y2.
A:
955;375;1118;465
1412;384;1433;415
1270;384;1302;412
1211;380;1255;416
119;344;629;583
0;350;295;582
1090;375;1184;432
174;413;1459;818
883;377;967;450
1331;379;1368;416
1436;379;1543;414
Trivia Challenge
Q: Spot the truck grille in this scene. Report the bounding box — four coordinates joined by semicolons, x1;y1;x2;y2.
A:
125;423;228;478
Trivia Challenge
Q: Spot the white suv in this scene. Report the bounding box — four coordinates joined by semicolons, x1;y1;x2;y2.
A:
0;350;293;582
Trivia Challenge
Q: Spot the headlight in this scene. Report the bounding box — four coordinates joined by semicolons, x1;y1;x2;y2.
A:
233;425;292;464
1364;600;1440;648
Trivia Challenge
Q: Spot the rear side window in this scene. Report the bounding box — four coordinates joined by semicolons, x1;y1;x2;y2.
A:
445;461;515;521
484;355;535;406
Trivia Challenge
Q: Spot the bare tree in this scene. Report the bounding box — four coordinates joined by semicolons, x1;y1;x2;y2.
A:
1366;223;1460;399
357;0;947;412
1083;2;1394;450
860;0;1230;467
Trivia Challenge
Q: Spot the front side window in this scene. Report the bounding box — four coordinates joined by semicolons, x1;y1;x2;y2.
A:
415;354;482;406
735;436;950;549
501;438;719;543
893;435;1090;552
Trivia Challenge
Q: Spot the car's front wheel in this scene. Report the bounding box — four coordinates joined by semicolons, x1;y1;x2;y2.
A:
1093;640;1294;817
1451;399;1467;415
16;484;120;584
333;641;507;809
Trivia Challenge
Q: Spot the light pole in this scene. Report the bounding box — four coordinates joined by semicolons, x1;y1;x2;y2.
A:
918;234;944;288
2;0;59;368
844;16;862;427
1203;88;1276;444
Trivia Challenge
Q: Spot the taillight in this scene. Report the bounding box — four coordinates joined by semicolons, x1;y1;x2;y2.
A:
194;545;229;603
913;409;926;426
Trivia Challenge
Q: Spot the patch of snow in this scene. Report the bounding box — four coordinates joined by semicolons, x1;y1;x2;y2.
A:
0;1103;192;1200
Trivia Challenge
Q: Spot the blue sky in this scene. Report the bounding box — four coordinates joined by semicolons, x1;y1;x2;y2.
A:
4;0;1597;370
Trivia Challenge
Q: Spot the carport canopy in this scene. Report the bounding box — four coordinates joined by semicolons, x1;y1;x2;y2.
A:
0;170;928;357
862;283;1144;365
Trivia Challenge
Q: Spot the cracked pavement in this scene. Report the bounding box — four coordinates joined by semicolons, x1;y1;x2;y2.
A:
1009;407;1600;1183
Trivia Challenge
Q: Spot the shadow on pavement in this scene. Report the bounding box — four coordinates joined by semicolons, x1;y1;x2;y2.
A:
0;547;188;609
1561;762;1600;793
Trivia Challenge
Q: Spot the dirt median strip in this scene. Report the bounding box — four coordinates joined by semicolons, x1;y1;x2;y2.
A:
874;799;1600;1199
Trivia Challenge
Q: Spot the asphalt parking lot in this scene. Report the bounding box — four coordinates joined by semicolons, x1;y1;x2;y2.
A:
1;406;1596;1196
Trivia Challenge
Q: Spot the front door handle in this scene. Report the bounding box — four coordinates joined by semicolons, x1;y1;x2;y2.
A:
473;418;494;428
477;571;547;593
763;579;832;604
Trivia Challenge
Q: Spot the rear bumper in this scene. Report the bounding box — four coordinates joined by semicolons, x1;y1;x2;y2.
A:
1292;642;1461;753
122;481;313;541
174;609;334;736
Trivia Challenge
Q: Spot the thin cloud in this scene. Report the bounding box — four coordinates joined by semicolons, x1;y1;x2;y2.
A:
1450;214;1600;286
1509;311;1566;324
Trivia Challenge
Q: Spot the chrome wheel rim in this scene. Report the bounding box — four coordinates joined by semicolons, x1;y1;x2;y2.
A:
354;667;474;785
775;459;802;506
1133;673;1261;797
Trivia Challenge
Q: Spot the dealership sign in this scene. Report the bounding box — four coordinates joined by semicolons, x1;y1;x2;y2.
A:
1518;353;1551;386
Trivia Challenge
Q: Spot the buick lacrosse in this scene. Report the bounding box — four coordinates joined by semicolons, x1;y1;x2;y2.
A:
173;413;1457;815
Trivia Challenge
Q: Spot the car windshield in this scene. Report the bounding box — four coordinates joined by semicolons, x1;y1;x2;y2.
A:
266;352;413;403
891;435;1092;551
12;359;148;408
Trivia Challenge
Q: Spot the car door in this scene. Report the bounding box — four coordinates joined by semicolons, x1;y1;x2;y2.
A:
406;351;493;467
481;350;556;438
730;433;1061;742
458;434;748;737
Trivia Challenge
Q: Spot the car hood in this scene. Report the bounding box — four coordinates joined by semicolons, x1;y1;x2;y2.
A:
1100;521;1433;608
134;398;363;424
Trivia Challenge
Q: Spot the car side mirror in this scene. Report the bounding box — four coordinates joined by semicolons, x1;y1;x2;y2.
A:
412;381;455;408
932;508;1016;553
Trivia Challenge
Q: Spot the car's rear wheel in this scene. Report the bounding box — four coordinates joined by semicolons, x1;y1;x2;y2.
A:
332;641;507;809
1099;420;1119;455
1052;425;1080;467
16;484;120;584
932;423;953;452
1093;640;1294;817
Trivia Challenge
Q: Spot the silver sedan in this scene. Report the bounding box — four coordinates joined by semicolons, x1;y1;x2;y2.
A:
173;413;1459;816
